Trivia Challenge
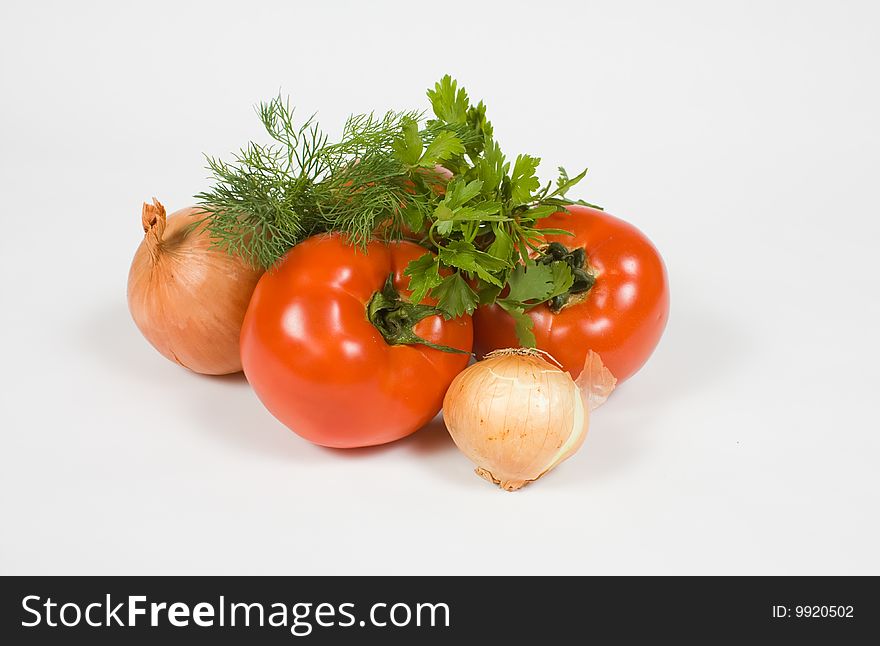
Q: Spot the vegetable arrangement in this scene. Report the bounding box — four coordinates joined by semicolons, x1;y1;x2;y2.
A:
128;76;669;490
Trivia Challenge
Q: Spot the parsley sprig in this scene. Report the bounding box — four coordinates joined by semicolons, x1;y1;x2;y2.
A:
401;76;599;344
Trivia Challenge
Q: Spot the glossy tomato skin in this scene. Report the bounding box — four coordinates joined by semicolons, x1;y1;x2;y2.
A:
240;234;473;448
473;206;669;383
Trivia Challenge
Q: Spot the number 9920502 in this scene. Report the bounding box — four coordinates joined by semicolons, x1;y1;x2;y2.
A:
795;606;854;618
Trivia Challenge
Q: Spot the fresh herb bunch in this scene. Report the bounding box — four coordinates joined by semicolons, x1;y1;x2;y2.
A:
400;76;599;345
197;76;598;345
196;100;454;269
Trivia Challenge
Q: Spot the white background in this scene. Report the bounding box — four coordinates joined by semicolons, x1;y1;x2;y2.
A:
1;0;878;575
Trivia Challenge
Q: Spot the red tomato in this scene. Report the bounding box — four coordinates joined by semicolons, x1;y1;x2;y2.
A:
240;233;473;448
473;205;669;383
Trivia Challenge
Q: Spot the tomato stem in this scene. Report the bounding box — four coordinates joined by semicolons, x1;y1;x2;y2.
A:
367;275;468;354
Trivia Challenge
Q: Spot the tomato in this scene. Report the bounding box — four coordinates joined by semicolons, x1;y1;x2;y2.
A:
240;233;473;448
473;205;669;383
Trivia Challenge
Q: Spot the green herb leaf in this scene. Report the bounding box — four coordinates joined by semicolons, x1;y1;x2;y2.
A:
525;205;559;220
392;118;423;166
497;301;536;347
549;166;588;199
537;227;576;236
431;272;478;318
477;280;504;305
510;154;541;205
504;261;555;303
444;178;484;209
427;75;469;124
420;130;465;166
434;203;455;222
404;253;443;304
435;219;454;236
476;138;508;197
400;203;425;233
439;241;511;272
557;166;570;190
498;261;573;316
450;206;507;222
464;101;492;157
547;261;575;299
437;240;509;286
486;224;514;261
468;200;502;215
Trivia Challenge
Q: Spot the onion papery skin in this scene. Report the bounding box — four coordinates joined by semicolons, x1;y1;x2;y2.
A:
127;200;263;375
442;351;588;491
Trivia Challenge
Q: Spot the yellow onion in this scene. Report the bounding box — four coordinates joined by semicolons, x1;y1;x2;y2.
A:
443;349;616;491
127;198;263;375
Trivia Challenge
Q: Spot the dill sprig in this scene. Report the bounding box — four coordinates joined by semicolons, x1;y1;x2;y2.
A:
196;98;429;269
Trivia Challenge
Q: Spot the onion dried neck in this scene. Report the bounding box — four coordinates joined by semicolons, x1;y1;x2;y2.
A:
141;198;167;261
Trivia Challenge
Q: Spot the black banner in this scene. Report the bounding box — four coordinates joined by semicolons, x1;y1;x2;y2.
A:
0;576;876;643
